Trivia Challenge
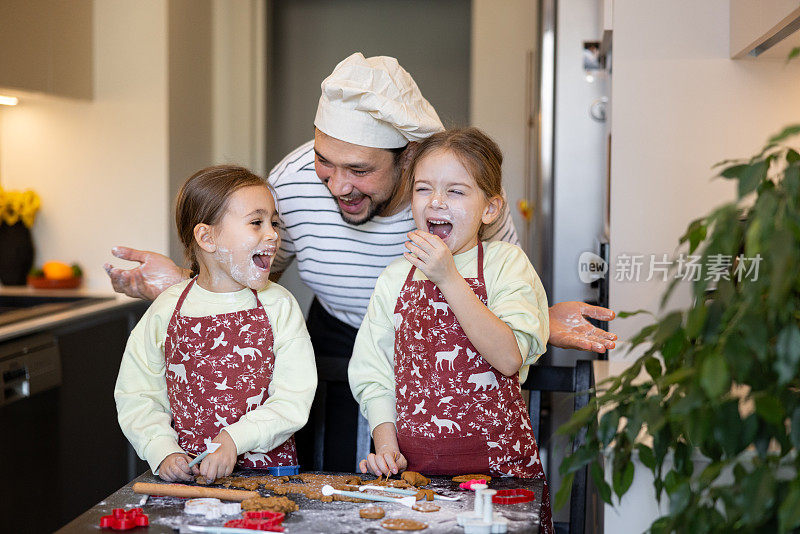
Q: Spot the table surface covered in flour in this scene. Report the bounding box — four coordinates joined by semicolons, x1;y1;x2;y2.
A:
57;470;542;533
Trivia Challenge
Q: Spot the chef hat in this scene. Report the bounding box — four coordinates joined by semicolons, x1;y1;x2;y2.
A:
314;53;444;149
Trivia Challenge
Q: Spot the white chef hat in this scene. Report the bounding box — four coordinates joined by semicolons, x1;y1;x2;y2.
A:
314;53;444;149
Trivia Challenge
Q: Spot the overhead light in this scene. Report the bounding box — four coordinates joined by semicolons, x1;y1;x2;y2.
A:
0;95;19;106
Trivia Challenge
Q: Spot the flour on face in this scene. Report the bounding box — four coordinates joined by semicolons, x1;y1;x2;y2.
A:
198;185;281;292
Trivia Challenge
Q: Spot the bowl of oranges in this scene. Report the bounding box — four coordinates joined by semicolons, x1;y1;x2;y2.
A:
27;261;83;289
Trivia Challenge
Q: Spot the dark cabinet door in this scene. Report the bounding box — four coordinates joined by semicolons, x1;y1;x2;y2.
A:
55;315;133;527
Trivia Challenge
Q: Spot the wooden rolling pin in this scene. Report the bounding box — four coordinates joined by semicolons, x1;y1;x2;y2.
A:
132;482;258;501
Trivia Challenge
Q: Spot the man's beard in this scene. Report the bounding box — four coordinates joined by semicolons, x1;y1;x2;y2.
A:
338;196;391;226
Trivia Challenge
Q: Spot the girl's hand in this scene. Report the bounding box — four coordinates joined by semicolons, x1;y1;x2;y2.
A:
200;431;238;481
359;449;408;477
157;452;199;482
404;230;459;287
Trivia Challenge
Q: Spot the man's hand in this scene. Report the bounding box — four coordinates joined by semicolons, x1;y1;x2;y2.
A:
200;431;238;482
548;301;617;353
404;230;459;287
104;246;187;300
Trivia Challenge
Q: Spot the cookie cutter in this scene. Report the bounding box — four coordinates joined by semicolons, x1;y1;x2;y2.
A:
457;485;508;534
267;465;299;476
99;507;149;530
185;497;241;518
459;479;489;490
224;510;285;532
492;488;535;505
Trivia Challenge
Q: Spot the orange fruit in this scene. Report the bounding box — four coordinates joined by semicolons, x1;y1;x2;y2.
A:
42;261;74;280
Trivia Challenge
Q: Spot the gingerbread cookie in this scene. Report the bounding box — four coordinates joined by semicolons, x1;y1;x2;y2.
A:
414;489;435;501
411;502;440;513
401;471;430;487
240;496;298;514
451;474;492;483
381;518;428;530
359;505;386;519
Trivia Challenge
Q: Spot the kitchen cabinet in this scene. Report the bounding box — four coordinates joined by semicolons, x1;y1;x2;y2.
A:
730;0;800;59
0;300;148;533
0;0;93;99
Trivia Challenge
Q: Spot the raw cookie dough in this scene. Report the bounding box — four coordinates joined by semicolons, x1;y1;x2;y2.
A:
451;474;492;483
240;496;298;514
415;489;435;501
411;502;440;513
200;473;368;503
359;505;386;519
401;471;430;487
381;518;428;530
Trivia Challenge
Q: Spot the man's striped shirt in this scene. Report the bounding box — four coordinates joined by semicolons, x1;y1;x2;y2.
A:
268;140;519;328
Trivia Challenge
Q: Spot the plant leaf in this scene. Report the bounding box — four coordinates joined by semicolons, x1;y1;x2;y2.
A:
755;394;785;426
718;163;749;179
590;462;612;504
668;480;691;515
700;351;730;398
774;324;800;386
612;460;635;498
779;480;800;532
644;356;663;381
636;443;656;470
617;309;653;319
768;124;800;144
738;160;768;197
598;410;620;446
556;402;596;436
554;471;574;510
791;407;800;450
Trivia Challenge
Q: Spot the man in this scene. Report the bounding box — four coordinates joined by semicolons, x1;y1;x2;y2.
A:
106;53;616;470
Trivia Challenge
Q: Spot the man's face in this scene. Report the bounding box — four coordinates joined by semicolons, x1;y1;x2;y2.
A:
313;129;400;225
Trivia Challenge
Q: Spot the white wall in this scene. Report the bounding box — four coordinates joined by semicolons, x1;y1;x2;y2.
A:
0;0;169;290
609;0;800;353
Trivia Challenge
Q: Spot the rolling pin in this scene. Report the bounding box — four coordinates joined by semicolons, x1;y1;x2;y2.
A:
132;482;258;501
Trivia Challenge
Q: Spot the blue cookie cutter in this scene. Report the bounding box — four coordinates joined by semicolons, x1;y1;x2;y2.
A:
267;465;300;476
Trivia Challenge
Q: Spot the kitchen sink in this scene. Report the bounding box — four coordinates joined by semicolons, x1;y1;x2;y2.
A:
0;295;116;327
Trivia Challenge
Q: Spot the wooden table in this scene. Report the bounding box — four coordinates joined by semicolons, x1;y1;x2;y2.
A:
57;470;542;533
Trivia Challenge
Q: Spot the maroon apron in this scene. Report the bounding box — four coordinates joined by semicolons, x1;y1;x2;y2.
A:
164;278;297;468
393;243;553;533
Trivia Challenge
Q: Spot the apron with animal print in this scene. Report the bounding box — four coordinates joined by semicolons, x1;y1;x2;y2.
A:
164;278;297;469
393;243;552;533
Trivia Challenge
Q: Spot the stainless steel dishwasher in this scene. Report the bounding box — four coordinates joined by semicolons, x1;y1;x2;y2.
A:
1;332;61;405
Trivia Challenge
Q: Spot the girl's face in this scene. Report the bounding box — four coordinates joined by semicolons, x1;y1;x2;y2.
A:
198;185;280;292
411;149;501;255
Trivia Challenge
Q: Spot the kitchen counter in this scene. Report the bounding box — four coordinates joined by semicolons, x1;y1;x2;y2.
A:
0;286;152;533
58;470;544;533
0;285;146;342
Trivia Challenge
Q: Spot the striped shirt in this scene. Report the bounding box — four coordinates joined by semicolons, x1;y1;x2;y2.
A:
268;140;520;328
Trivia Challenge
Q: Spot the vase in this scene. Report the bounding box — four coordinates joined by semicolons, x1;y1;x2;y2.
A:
0;222;34;286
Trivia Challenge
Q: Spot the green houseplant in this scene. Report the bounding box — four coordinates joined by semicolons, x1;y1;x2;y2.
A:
556;124;800;533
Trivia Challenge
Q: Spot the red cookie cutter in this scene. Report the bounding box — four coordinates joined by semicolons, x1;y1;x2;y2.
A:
459;479;488;490
492;488;536;504
99;508;149;530
224;510;286;532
